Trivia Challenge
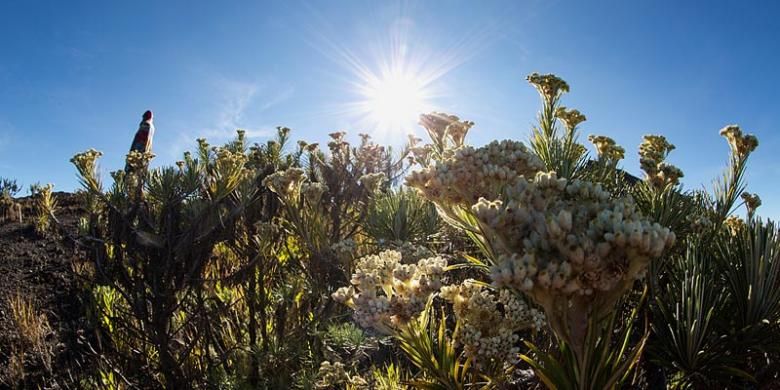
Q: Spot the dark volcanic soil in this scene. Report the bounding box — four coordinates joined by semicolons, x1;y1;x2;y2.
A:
0;193;92;389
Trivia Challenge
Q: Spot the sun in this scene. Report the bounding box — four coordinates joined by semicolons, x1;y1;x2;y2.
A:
360;68;429;134
356;66;431;135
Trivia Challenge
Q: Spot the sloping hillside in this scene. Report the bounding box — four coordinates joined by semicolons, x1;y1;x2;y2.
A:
0;193;93;389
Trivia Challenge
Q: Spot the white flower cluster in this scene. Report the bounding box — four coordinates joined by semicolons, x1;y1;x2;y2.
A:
418;112;475;150
297;140;319;153
724;215;746;236
588;135;625;161
315;361;349;389
406;140;543;208
555;106;586;131
262;168;306;200
214;147;247;167
125;150;156;171
331;238;356;256
408;143;434;167
439;280;544;367
332;250;447;334
71;149;105;192
355;134;389;170
213;147;249;182
741;191;761;217
720;125;758;159
527;73;570;102
358;172;386;193
302;182;329;204
638;135;683;189
327;131;349;154
475;171;676;304
70;148;103;171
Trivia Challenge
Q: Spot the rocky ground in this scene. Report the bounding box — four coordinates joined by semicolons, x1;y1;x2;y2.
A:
0;193;93;389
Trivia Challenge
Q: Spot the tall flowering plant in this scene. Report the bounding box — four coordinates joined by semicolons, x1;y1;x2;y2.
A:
404;74;676;389
646;124;771;388
264;131;401;295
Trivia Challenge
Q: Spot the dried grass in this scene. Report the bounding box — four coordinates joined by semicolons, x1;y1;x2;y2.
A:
7;291;53;373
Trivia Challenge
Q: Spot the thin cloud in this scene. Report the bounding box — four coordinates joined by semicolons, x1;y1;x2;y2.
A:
203;76;294;140
166;77;294;159
207;77;259;138
259;86;295;112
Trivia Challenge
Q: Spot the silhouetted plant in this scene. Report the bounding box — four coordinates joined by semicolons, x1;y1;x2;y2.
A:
72;136;255;387
0;177;23;223
32;184;57;235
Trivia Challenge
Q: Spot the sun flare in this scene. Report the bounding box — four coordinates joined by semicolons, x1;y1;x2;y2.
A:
320;20;484;139
358;67;431;135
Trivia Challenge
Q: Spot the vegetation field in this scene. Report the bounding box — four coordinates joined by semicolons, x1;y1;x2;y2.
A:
0;74;778;389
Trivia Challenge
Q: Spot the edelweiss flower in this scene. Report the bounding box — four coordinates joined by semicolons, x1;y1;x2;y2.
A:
333;250;447;334
527;73;569;102
639;135;674;161
109;170;125;182
439;280;544;367
315;361;349;389
70;148;103;168
358;172;386;193
556;106;587;130
588;135;625;161
741;191;761;216
125;150;156;171
639;134;683;189
720;125;758;159
687;214;713;234
474;171;675;314
301;182;328;204
724;215;746;236
419;112;474;148
262;168;306;200
406;140;543;209
215;147;247;170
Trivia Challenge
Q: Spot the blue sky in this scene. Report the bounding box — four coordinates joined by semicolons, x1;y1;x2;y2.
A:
1;1;778;218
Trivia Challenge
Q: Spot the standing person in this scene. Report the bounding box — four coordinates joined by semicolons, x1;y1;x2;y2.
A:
125;110;155;172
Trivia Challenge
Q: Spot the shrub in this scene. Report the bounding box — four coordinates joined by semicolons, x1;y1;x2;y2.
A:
363;188;440;246
31;184;57;234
